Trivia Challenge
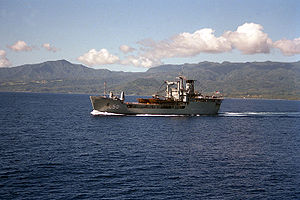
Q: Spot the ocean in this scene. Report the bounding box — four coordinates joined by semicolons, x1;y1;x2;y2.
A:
0;92;299;199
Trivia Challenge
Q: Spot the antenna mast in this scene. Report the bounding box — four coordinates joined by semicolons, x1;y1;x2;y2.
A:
104;81;107;96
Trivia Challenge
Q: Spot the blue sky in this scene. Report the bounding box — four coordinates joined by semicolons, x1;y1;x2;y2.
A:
0;0;299;71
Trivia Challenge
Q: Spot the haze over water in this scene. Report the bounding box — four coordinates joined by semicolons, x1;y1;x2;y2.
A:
0;92;299;199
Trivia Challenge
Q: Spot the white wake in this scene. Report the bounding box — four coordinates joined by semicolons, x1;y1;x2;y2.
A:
91;110;300;117
90;110;125;116
219;111;300;117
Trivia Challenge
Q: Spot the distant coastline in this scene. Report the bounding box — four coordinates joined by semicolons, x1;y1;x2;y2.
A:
0;60;299;100
1;91;299;101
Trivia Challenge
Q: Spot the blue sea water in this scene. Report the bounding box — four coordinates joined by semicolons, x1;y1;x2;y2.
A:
0;92;299;199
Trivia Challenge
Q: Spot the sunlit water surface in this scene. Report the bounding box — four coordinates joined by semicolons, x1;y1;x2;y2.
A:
0;93;299;199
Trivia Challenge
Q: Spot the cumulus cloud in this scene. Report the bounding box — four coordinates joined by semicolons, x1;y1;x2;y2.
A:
126;22;275;67
224;23;272;54
42;43;59;52
139;28;231;61
145;23;272;58
121;55;162;68
0;50;12;67
7;40;33;52
273;37;300;56
77;49;120;66
121;28;232;68
119;45;135;53
79;22;300;68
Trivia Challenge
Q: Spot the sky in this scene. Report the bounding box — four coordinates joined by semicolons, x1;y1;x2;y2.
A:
0;0;300;72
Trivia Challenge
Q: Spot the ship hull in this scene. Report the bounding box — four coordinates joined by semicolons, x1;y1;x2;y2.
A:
90;96;222;115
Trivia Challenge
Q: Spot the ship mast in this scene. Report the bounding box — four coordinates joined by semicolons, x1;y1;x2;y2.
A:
104;81;107;96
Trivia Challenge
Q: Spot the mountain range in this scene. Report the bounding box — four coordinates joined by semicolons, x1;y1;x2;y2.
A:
1;59;299;100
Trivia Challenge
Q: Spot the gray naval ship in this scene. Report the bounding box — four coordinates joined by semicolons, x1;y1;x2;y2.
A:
90;76;223;116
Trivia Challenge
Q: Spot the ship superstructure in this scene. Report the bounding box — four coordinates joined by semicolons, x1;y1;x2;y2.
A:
90;76;222;116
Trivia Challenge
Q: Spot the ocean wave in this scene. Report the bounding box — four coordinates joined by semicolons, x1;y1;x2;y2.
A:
219;111;300;117
90;110;125;116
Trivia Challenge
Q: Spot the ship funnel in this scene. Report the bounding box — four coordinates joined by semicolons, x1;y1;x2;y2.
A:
109;91;113;98
120;91;125;101
186;80;195;94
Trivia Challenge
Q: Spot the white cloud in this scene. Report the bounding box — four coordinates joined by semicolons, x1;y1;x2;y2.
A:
0;50;12;67
7;40;33;52
128;22;275;67
273;37;300;56
121;55;162;68
224;23;272;54
119;45;135;53
42;43;59;52
139;28;232;62
77;49;120;66
122;28;232;67
79;22;300;68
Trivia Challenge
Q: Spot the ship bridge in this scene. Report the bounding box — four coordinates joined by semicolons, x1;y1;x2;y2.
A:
165;76;196;102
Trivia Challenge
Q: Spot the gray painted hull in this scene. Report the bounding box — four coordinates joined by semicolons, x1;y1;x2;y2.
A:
90;96;222;115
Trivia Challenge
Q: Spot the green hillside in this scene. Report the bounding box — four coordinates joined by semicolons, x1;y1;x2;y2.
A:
0;60;299;100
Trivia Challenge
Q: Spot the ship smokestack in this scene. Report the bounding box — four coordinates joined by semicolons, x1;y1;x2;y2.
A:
186;80;195;94
120;91;125;101
109;91;113;98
